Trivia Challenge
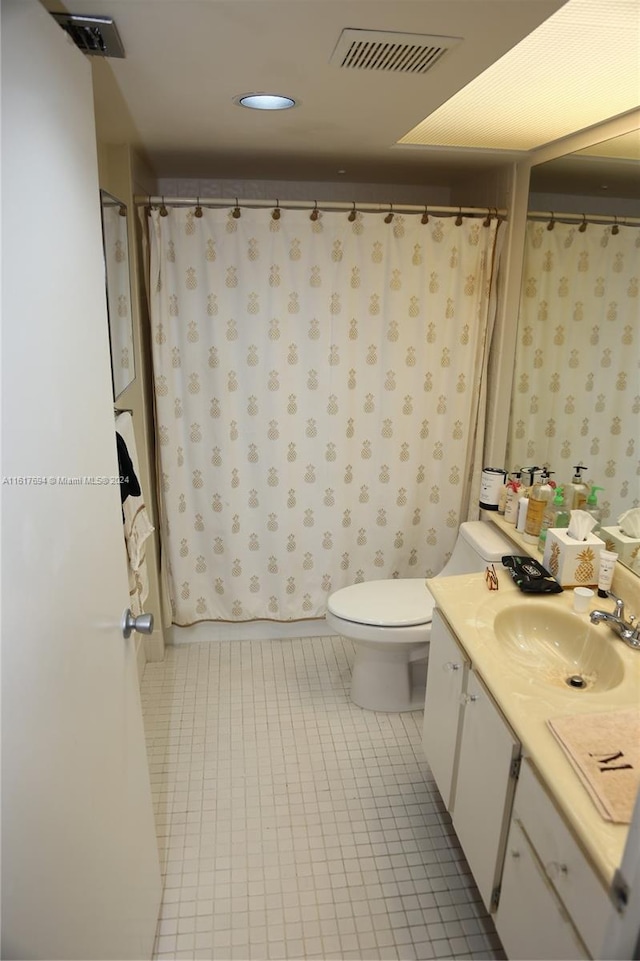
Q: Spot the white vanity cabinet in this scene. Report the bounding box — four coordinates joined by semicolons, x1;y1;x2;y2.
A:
496;759;611;960
423;609;520;912
496;817;589;960
422;609;469;808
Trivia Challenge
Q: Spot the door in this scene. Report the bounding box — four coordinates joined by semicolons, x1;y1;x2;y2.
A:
1;2;161;959
422;609;468;808
452;670;520;911
496;818;589;960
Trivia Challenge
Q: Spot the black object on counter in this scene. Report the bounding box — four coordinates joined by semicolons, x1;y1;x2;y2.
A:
501;555;563;594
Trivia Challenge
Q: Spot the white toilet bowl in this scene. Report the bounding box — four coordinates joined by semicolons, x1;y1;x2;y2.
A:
326;579;434;712
326;521;514;712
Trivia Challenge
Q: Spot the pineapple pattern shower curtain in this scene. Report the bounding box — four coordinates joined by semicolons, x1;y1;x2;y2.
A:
508;220;640;525
147;207;501;624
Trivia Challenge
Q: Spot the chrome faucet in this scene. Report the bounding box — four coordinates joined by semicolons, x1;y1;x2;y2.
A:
589;592;640;650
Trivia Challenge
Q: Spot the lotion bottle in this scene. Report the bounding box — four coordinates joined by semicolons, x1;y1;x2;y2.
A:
524;469;554;543
567;463;589;510
504;475;523;524
516;495;529;533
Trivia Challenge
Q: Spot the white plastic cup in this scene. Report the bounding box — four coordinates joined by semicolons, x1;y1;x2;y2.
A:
573;587;594;613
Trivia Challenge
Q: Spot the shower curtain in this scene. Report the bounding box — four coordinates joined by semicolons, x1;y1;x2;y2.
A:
507;220;640;524
147;206;502;624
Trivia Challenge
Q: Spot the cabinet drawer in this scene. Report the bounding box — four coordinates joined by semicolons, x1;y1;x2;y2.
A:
515;760;610;958
497;818;589;960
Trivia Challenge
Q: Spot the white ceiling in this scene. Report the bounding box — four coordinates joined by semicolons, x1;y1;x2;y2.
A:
42;0;639;188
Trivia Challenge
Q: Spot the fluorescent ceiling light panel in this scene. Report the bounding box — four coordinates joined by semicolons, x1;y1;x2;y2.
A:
398;0;640;152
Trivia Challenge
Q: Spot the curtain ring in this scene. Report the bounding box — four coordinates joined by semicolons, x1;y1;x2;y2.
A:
159;196;168;217
348;202;357;223
546;211;555;231
145;194;152;217
483;207;492;227
384;204;394;224
612;216;619;235
310;202;319;222
578;213;587;233
455;206;463;226
272;200;281;221
421;206;429;225
194;196;203;218
232;198;241;219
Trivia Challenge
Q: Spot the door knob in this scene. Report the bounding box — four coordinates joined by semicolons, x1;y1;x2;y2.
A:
122;608;154;639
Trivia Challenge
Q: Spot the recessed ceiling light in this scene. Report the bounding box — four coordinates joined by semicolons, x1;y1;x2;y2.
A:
235;94;297;110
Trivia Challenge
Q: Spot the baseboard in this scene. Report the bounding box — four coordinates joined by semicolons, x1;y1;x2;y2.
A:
168;617;334;644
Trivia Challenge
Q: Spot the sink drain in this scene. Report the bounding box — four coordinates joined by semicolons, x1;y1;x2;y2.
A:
566;675;587;690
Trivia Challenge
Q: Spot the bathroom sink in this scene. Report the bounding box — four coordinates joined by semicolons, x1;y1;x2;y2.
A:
492;604;625;693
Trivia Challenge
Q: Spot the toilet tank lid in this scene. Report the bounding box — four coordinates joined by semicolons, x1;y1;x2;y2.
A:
327;579;435;627
459;520;514;562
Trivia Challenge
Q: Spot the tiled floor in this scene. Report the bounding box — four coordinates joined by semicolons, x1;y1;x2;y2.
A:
141;635;505;960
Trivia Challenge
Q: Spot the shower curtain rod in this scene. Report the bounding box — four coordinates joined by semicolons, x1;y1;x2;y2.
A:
528;209;640;226
135;196;506;218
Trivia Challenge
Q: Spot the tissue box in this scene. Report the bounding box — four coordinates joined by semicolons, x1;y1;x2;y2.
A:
599;526;640;574
542;529;605;587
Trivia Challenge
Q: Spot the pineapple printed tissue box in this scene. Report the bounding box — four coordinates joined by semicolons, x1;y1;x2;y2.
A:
543;529;605;587
599;526;640;574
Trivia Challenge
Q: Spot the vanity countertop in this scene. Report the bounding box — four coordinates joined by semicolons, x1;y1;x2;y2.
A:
426;566;640;886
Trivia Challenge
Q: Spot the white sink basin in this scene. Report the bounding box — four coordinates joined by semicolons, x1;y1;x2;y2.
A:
492;604;625;693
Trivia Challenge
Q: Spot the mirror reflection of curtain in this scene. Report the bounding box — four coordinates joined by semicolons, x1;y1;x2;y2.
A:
102;203;134;398
508;220;640;523
147;206;502;624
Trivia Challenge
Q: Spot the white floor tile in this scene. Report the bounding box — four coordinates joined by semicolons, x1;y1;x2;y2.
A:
142;636;504;960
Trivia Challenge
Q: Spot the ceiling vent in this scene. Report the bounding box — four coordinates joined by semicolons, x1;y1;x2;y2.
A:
329;28;460;74
51;13;125;58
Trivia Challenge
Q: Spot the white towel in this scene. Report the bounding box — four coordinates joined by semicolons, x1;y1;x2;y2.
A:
116;412;154;616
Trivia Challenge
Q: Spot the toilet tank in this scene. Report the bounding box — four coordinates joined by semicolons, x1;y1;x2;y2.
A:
440;521;514;575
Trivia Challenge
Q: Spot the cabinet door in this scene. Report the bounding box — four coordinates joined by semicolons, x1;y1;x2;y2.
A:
515;760;611;958
452;670;520;911
422;609;468;809
496;819;589;960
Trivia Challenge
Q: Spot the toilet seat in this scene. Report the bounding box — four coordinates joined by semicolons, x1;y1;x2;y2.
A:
327;579;435;627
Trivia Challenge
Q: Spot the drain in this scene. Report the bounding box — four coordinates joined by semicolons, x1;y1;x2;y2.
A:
566;675;587;690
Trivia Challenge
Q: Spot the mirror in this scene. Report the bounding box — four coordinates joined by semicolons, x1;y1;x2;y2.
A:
99;190;135;399
507;130;640;573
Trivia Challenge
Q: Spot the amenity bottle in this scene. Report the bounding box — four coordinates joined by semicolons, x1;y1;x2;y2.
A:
524;469;554;544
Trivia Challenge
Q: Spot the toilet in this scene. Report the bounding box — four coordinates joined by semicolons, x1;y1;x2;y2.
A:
326;521;515;712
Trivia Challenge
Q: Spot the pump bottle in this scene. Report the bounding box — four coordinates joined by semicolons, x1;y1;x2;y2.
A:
524;469;555;544
537;486;570;552
585;485;604;535
567;464;589;510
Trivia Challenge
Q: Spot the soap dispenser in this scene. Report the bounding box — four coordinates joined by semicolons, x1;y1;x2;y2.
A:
524;468;555;544
537;485;570;552
585;485;604;535
567;463;589;510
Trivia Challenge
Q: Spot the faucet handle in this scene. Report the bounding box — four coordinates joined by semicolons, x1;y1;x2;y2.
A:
607;592;625;619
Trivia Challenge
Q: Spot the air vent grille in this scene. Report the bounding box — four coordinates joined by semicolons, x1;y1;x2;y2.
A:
330;29;460;74
51;13;125;58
